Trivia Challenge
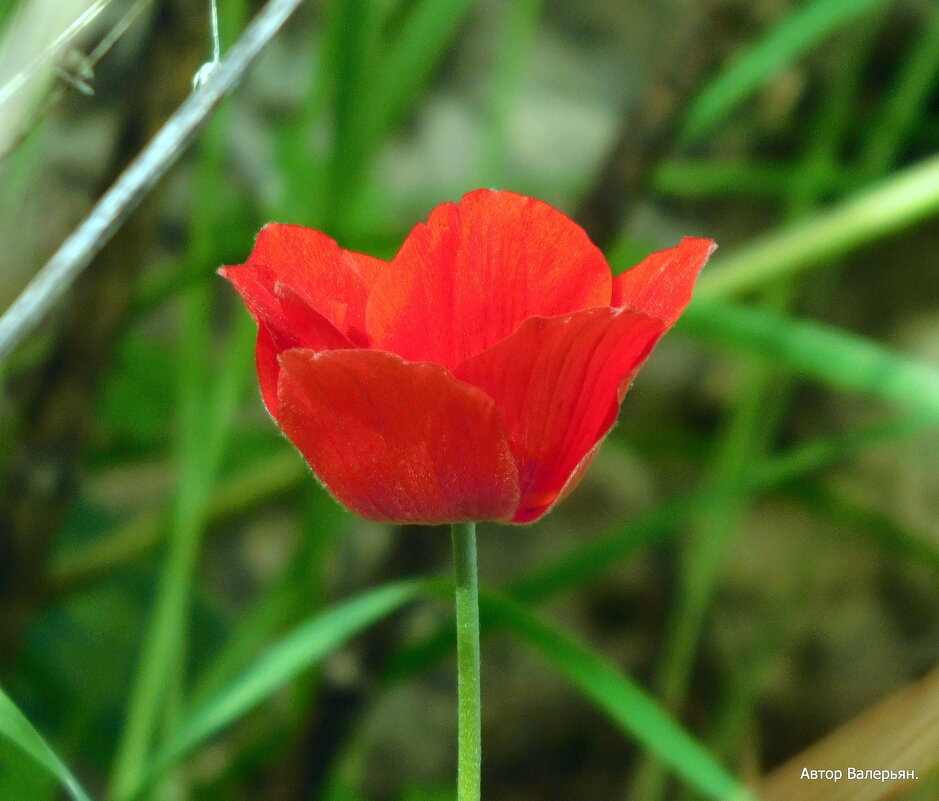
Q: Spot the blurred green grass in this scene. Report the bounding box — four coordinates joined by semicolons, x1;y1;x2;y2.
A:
1;0;939;800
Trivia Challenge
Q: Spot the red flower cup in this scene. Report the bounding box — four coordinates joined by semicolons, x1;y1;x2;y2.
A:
221;189;714;524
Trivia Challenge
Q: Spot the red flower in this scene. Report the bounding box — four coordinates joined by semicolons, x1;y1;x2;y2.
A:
221;189;714;524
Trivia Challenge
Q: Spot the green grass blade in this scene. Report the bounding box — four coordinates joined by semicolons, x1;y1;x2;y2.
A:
758;413;933;483
327;0;385;216
479;0;544;182
368;0;474;149
791;480;939;579
695;153;939;298
49;451;305;597
652;159;822;199
187;487;346;707
634;43;877;799
680;299;939;420
107;289;213;801
326;0;473;230
383;412;936;685
0;687;94;801
120;580;430;801
859;4;939;180
515;412;937;613
682;0;893;142
109;73;253;795
483;594;755;801
62;409;922;607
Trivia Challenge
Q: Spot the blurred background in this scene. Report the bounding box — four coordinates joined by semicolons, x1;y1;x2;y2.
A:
1;0;939;799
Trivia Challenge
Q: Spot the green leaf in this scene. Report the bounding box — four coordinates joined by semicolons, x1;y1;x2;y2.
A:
680;299;939;421
0;687;94;801
120;580;430;801
483;594;755;801
683;0;894;142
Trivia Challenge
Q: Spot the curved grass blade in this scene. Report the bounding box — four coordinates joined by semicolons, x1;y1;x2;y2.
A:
0;686;94;801
681;299;939;421
384;413;936;684
483;593;756;801
694;153;939;298
858;4;939;180
119;579;430;801
683;0;893;142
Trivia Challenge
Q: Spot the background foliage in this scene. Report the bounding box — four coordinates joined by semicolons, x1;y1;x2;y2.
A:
1;0;938;799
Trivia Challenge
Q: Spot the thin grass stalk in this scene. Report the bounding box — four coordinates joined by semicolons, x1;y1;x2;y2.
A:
0;0;307;364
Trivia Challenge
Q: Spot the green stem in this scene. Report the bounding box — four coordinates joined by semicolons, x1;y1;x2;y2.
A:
451;521;481;801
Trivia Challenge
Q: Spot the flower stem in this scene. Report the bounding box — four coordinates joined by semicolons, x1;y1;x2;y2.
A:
451;521;481;801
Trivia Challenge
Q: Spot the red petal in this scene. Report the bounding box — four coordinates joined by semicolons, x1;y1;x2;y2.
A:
254;322;281;417
611;238;715;326
276;349;520;524
221;224;379;417
366;189;612;369
222;268;357;417
453;308;664;523
224;223;385;344
275;283;354;352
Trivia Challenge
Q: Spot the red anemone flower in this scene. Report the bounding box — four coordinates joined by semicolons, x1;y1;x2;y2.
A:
221;189;714;525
